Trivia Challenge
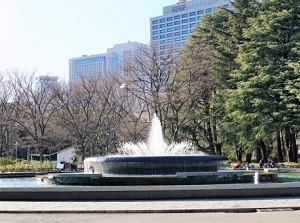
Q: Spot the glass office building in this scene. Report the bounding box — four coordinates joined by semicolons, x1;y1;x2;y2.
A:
69;54;107;82
69;42;147;82
150;0;230;53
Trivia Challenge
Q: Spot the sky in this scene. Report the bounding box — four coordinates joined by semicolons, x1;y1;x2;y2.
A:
0;0;177;82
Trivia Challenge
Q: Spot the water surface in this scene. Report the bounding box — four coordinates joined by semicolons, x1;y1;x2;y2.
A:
0;177;56;187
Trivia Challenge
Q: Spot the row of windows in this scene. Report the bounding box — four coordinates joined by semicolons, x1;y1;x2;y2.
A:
152;30;194;41
152;8;213;25
153;18;198;30
73;58;105;64
152;23;197;35
158;46;183;56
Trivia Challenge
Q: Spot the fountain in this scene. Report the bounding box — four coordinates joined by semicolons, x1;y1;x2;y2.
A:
84;114;227;176
254;172;259;184
42;114;277;186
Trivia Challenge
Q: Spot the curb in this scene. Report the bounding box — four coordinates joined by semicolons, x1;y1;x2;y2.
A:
0;207;300;214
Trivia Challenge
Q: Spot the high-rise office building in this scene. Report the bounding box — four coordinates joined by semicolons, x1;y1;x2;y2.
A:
69;41;147;82
150;0;230;53
69;54;106;82
106;41;146;77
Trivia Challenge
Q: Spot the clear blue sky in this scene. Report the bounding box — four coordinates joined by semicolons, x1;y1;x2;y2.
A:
0;0;177;82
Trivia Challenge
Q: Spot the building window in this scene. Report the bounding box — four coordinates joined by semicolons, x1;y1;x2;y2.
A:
182;24;188;29
160;29;165;33
160;24;165;28
153;31;158;35
160;45;166;50
159;18;165;23
182;30;188;34
182;19;188;23
167;28;173;32
190;17;196;22
167;17;173;21
182;36;187;40
160;34;166;39
174;15;180;20
167;38;173;43
205;8;213;13
190;23;196;28
182;13;188;18
175;37;181;42
153;36;158;40
189;12;196;16
190;29;195;33
152;20;158;24
174;32;180;36
174;21;180;25
160;40;166;44
153;25;158;30
197;10;204;15
167;33;173;37
174;26;180;30
167;22;173;27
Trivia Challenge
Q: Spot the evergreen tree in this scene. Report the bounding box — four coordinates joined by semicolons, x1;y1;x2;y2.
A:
228;0;300;162
189;0;260;157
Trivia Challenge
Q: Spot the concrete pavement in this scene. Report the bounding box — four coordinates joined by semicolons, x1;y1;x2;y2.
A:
0;197;300;213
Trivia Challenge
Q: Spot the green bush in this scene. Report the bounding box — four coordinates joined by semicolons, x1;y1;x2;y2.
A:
0;157;15;165
0;158;57;173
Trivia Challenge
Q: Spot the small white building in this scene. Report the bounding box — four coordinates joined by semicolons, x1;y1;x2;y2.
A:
56;147;77;164
55;147;78;170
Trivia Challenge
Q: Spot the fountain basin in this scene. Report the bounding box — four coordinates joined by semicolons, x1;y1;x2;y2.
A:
40;170;277;186
84;155;228;175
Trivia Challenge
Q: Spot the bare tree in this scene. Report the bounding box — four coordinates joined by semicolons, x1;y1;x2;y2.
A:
8;70;60;161
121;45;179;140
54;74;112;160
0;72;19;157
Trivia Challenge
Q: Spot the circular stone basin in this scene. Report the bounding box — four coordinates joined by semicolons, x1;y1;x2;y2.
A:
86;155;228;175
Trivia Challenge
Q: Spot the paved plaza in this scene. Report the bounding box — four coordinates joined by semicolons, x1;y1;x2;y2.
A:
0;197;299;213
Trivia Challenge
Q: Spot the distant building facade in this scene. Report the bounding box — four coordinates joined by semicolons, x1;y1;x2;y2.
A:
69;54;106;81
150;0;230;53
34;75;59;92
69;41;147;82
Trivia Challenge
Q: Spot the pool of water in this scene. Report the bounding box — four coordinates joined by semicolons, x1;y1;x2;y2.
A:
0;177;56;187
276;173;300;183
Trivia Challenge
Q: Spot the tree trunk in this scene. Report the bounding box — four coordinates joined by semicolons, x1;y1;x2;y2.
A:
246;153;252;163
212;119;222;155
285;129;291;162
39;147;43;162
290;131;298;162
276;131;284;162
259;140;268;162
206;118;215;155
286;128;298;162
236;147;243;161
256;142;262;162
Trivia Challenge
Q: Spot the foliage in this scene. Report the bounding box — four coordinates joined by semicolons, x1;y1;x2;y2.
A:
0;158;56;172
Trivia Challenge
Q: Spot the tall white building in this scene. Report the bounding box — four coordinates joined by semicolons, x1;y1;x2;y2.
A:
150;0;230;53
69;41;147;82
